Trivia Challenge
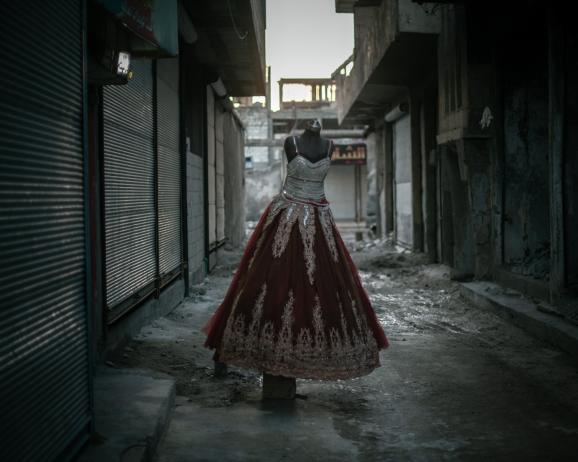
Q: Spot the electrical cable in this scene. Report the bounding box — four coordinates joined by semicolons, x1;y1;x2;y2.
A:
226;0;248;40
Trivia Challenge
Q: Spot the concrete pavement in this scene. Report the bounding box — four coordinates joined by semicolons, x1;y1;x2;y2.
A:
77;368;175;462
110;241;578;461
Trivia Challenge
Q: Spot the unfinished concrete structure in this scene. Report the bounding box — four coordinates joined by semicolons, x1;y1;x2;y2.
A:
334;0;577;307
236;77;371;227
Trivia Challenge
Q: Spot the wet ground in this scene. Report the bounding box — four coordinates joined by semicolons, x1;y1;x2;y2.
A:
110;236;578;461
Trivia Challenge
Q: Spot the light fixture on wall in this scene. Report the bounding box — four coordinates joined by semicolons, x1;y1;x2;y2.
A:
116;51;130;77
384;102;409;123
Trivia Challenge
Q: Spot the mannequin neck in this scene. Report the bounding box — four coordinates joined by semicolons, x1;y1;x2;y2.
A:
301;128;320;139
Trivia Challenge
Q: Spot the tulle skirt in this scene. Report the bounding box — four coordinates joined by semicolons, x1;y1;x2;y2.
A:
202;192;389;380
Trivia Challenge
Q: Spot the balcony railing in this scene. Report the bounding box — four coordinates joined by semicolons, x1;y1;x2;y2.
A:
278;78;336;110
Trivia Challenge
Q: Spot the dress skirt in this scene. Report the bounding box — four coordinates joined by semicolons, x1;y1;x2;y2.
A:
202;192;389;380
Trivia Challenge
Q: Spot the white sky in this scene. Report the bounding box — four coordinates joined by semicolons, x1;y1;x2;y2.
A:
265;0;354;111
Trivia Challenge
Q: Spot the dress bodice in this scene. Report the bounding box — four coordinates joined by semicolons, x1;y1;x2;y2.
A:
282;137;332;202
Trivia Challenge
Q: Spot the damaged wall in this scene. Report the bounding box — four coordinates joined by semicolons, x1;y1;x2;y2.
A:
501;17;550;281
236;104;283;222
245;166;283;221
223;112;246;247
564;30;578;290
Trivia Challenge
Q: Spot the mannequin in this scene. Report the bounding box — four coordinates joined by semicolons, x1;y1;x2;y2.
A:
260;119;334;401
284;118;334;163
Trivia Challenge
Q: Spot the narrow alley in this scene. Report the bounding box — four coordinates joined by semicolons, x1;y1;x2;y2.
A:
109;234;578;461
3;1;578;461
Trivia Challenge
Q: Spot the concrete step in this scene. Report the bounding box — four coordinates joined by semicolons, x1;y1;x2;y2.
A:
460;281;578;358
76;367;175;462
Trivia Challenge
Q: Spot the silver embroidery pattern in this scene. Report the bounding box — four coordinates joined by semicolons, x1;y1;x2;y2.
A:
297;205;316;284
244;283;267;355
248;197;286;269
311;295;327;362
264;196;287;229
222;284;267;358
221;291;243;352
272;204;299;258
218;290;381;380
319;207;339;262
275;290;295;361
249;194;335;285
348;290;378;351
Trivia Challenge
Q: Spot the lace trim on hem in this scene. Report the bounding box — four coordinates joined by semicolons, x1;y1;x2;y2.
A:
216;354;381;381
219;289;382;380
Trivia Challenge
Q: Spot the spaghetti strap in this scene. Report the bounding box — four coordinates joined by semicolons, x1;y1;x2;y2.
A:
292;136;299;154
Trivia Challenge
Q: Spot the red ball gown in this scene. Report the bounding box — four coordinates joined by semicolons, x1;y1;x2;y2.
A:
203;138;389;380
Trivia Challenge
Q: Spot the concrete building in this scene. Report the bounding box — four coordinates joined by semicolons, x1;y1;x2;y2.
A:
235;68;282;221
0;1;265;460
334;0;577;306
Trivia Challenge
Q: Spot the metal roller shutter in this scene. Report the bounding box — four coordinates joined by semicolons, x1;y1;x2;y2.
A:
325;165;357;220
157;59;182;281
215;108;226;243
206;87;217;251
103;60;156;319
0;1;91;461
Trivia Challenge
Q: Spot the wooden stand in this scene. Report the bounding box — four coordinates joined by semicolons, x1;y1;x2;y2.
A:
262;373;296;400
214;361;228;378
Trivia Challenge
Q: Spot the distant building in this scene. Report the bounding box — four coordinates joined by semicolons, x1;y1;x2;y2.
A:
235;73;372;232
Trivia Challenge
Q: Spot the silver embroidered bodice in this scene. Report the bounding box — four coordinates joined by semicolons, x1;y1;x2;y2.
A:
282;138;332;202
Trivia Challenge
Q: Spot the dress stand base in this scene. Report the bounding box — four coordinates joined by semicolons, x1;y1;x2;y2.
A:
214;361;228;378
262;373;296;400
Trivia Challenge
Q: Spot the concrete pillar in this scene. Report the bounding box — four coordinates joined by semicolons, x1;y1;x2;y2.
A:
462;139;492;280
420;88;438;262
383;124;394;234
410;94;424;252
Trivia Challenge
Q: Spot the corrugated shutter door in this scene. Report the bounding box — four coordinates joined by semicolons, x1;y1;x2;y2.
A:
157;59;182;279
206;87;217;249
103;60;156;316
325;165;357;220
215;109;226;242
0;1;91;461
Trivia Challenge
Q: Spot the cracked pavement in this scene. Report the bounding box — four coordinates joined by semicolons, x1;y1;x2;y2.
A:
110;237;578;461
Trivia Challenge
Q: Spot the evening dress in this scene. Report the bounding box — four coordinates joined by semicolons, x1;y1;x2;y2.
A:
202;136;389;380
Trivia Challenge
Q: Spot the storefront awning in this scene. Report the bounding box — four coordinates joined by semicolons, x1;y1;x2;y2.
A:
97;0;178;56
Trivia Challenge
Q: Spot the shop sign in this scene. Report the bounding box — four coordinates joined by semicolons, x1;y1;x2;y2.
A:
332;143;367;165
98;0;178;56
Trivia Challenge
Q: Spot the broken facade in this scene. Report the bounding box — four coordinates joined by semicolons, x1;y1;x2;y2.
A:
334;0;577;302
